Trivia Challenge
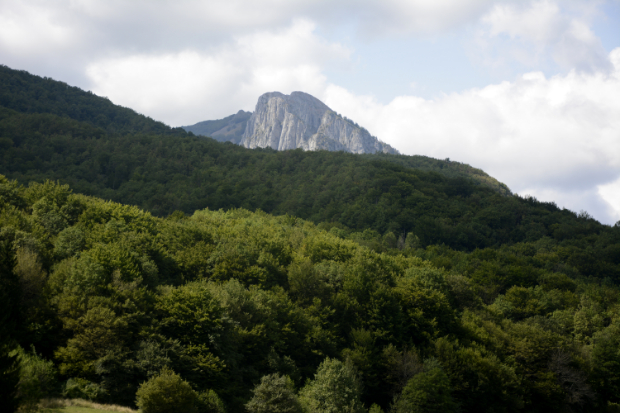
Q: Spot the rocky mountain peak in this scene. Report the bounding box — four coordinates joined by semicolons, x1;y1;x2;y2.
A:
240;91;398;154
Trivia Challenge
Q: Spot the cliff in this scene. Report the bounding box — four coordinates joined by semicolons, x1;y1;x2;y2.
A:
240;92;398;154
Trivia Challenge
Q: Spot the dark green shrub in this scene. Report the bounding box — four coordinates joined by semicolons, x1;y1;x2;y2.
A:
245;374;302;413
0;239;20;413
299;358;365;413
54;226;85;258
63;377;105;401
197;389;226;413
0;344;20;413
393;360;458;413
135;367;198;413
368;404;384;413
15;346;58;411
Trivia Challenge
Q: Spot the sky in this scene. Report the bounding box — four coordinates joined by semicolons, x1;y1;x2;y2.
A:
1;0;619;225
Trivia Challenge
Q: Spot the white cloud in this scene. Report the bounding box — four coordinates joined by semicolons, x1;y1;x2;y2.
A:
324;48;620;224
476;0;612;72
0;1;78;56
599;177;620;225
325;0;497;36
0;0;495;58
86;20;351;125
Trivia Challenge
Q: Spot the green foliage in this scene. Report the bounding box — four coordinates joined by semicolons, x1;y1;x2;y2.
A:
197;389;227;413
0;344;20;413
135;367;199;413
0;238;20;341
54;226;85;258
4;63;618;277
245;374;303;413
55;305;129;377
299;358;365;413
15;346;57;410
0;239;21;412
368;404;383;413
393;361;458;413
433;337;522;413
63;377;105;401
1;63;620;413
0;64;183;136
591;323;620;404
0;174;619;411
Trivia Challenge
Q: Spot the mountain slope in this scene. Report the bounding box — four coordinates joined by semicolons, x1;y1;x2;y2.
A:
0;64;185;136
182;110;251;144
1;64;618;276
3;108;618;268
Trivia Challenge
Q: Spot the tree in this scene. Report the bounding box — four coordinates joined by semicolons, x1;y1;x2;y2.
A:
246;374;302;413
299;358;365;413
197;389;227;413
135;367;198;413
591;323;620;405
392;360;458;413
15;346;58;411
0;239;21;412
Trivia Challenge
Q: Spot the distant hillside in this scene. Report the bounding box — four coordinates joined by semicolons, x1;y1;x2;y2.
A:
183;110;251;144
0;64;185;136
2;64;618;264
365;153;511;195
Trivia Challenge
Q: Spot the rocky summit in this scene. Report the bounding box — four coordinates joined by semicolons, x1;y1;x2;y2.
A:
240;91;398;154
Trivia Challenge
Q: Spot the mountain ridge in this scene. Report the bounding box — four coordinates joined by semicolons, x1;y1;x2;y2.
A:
185;91;399;155
182;109;251;144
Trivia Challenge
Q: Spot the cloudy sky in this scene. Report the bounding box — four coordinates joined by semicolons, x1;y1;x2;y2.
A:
1;0;619;225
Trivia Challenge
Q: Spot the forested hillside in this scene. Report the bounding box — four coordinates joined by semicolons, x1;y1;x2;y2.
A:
1;176;620;412
0;65;185;136
0;65;507;199
1;105;619;281
0;66;615;249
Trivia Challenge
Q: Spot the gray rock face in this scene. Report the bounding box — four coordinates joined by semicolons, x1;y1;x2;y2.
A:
241;92;398;154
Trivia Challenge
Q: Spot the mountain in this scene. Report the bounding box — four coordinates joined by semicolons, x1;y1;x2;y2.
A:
241;91;398;154
182;109;251;144
186;91;398;154
1;64;618;267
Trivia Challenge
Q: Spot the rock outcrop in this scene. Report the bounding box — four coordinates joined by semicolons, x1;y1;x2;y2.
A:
240;92;398;154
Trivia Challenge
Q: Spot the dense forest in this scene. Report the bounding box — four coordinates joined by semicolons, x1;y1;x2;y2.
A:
1;64;620;412
1;177;620;412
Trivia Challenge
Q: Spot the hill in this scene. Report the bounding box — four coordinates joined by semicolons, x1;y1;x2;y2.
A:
0;64;185;136
0;64;618;277
1;177;620;412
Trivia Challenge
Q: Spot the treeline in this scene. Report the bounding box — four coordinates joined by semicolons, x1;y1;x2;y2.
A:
1;107;619;274
0;65;185;136
0;65;619;281
1;176;619;412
